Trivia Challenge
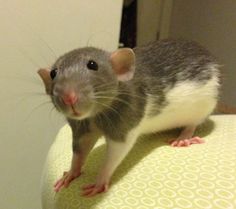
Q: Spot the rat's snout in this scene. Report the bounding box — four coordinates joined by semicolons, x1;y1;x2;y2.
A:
61;90;78;105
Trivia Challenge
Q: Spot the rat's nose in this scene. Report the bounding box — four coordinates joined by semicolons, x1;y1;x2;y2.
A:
62;91;78;105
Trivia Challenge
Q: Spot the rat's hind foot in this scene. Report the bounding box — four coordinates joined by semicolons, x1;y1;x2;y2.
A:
54;170;82;192
169;125;204;147
169;136;204;147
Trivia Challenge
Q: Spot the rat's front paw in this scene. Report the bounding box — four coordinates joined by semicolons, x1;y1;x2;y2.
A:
54;170;82;192
81;182;109;197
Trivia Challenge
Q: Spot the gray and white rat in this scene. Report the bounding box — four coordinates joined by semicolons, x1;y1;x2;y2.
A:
38;39;220;197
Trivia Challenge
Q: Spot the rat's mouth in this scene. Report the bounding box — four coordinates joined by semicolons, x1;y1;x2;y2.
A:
65;103;93;120
71;105;81;117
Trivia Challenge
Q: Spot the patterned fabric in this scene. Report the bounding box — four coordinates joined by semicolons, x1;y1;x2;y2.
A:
41;115;236;209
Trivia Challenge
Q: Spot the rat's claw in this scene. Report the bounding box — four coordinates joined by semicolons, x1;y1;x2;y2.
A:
82;184;96;190
169;136;204;147
169;139;179;147
54;170;81;192
54;178;65;192
191;136;204;144
81;183;108;197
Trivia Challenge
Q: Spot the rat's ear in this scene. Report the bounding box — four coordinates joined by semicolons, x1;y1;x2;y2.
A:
110;48;135;81
37;68;52;94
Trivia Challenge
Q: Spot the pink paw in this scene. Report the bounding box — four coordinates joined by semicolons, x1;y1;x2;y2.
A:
169;136;204;147
81;183;109;197
54;170;82;192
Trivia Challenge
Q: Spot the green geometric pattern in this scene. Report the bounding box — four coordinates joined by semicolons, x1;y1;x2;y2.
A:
41;115;236;209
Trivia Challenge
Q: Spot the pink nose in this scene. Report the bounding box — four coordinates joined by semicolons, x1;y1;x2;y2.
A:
62;91;78;105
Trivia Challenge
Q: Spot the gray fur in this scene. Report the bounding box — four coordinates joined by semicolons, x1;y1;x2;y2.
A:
132;39;219;116
49;39;220;152
67;119;90;152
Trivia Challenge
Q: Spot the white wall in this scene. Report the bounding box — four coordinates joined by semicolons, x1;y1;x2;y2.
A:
169;0;236;106
0;1;122;209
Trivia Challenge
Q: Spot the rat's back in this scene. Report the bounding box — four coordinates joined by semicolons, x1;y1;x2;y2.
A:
131;39;220;135
133;39;219;86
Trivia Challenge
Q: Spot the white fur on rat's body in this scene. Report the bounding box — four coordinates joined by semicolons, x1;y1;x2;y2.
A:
139;70;219;134
98;65;219;188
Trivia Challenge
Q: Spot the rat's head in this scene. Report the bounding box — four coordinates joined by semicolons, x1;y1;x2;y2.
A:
38;47;135;120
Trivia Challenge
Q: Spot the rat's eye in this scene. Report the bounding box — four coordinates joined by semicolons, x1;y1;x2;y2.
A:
50;68;58;79
87;60;98;71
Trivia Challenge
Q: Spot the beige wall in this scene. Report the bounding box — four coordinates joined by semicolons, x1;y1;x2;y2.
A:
169;0;236;106
137;0;162;46
0;1;122;209
137;0;173;46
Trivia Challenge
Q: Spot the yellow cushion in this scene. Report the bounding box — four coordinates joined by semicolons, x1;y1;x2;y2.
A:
41;115;236;209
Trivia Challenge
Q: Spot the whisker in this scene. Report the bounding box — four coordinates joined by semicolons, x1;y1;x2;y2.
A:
9;7;58;60
93;95;134;110
49;105;57;121
95;90;146;101
0;74;43;86
15;92;47;97
103;113;117;132
32;33;58;60
95;106;117;132
24;101;52;122
16;47;41;69
86;33;96;47
93;81;117;89
118;89;149;99
14;93;49;107
85;30;115;48
92;100;124;122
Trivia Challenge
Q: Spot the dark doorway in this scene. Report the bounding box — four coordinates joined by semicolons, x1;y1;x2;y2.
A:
119;0;137;48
